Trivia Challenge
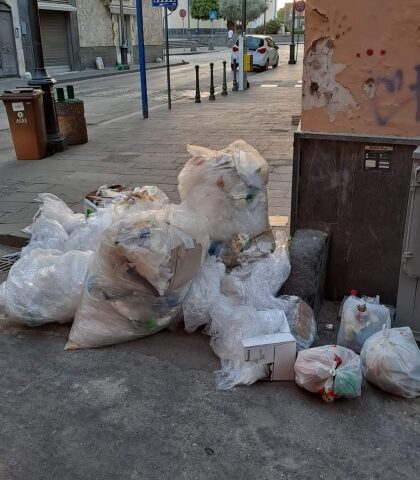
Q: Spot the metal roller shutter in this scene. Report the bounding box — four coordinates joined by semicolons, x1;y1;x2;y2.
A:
39;11;70;73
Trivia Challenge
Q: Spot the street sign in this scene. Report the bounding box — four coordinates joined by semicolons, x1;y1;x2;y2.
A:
209;10;217;21
152;0;178;7
179;8;186;18
295;1;305;13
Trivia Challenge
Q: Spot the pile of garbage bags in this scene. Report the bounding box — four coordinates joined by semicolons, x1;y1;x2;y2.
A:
2;139;417;400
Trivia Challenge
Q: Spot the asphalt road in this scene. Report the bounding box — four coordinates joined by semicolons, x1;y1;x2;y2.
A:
0;46;299;133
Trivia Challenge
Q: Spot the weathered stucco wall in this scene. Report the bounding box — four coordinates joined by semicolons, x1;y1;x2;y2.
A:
76;0;114;47
301;0;420;138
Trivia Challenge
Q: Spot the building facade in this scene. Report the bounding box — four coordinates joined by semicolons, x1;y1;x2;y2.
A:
0;0;162;78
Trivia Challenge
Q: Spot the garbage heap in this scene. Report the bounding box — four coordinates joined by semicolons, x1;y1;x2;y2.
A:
1;140;418;399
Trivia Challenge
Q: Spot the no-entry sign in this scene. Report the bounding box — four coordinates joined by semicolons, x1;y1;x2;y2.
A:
179;8;186;18
295;1;305;13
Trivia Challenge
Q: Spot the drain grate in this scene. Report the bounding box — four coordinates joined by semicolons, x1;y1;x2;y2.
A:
0;252;20;273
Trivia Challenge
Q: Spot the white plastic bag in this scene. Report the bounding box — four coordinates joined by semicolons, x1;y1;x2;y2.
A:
295;345;362;402
21;217;68;256
178;140;269;241
338;294;391;353
209;295;290;390
182;256;226;333
360;326;420;398
2;248;93;326
66;204;209;349
29;193;85;234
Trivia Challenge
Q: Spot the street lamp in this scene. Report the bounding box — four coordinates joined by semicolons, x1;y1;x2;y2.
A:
119;0;129;69
27;0;65;153
288;0;297;64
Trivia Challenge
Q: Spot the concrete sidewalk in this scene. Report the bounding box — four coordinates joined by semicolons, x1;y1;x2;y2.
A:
0;66;302;242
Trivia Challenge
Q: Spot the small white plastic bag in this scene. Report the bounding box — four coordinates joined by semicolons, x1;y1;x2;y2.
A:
360;326;420;398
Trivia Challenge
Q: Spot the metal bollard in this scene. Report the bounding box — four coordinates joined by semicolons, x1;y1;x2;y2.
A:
66;85;75;100
222;61;228;96
56;87;65;102
209;62;216;101
195;65;201;103
232;60;238;92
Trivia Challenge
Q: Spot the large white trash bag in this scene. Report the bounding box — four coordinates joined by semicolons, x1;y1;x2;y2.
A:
182;256;226;334
360;326;420;398
338;294;391;353
2;248;93;326
178;140;269;241
210;295;290;390
21;217;68;256
66;205;209;349
295;345;362;402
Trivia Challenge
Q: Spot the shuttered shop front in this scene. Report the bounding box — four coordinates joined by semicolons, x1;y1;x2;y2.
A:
39;10;71;73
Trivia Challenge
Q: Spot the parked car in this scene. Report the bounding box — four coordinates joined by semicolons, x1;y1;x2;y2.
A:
231;35;279;71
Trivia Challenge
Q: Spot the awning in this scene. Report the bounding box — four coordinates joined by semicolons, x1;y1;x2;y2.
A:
109;6;137;15
38;2;77;12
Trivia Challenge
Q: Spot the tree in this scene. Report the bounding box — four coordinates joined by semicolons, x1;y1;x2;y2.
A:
191;0;219;21
219;0;268;30
277;7;285;23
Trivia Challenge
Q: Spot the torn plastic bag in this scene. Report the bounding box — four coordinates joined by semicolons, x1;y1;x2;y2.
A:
66;205;209;349
294;345;362;402
182;256;226;334
279;296;317;351
178;140;269;241
2;248;93;326
21;217;68;256
360;326;420;398
221;231;291;307
338;294;391;353
26;193;85;235
210;295;290;390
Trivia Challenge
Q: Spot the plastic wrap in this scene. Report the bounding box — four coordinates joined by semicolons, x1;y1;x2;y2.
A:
182;256;226;333
66;205;209;349
209;295;290;390
178;140;269;241
360;326;420;398
294;345;362;402
279;296;317;351
2;248;93;326
338;295;391;353
21;217;68;256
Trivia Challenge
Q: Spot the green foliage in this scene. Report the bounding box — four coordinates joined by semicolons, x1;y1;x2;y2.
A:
266;18;280;34
190;0;219;21
254;25;265;34
219;0;268;24
277;7;285;23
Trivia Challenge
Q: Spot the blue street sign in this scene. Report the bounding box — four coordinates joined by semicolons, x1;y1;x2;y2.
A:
152;0;178;7
209;10;217;21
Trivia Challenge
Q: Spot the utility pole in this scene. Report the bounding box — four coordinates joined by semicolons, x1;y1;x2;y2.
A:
288;0;297;64
27;0;65;153
119;0;129;68
264;0;267;35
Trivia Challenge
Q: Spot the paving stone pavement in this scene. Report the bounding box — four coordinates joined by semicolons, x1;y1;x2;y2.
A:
0;66;302;241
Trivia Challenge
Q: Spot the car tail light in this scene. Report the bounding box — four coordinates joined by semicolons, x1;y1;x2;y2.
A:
232;46;239;52
257;47;267;54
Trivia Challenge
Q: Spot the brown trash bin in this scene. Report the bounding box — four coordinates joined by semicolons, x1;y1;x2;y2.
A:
0;88;47;160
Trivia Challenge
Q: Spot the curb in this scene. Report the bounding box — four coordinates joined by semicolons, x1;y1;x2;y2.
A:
53;61;189;84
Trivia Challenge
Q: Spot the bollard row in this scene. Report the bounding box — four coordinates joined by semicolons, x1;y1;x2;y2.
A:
194;61;241;103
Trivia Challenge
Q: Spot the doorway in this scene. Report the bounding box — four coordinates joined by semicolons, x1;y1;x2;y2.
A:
0;2;18;77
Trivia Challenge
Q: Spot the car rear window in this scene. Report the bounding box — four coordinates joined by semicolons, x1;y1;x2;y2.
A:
235;36;264;51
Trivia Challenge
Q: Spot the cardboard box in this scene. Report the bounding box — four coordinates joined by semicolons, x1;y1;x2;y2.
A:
242;332;296;381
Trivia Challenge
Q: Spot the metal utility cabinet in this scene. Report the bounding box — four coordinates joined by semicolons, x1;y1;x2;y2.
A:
396;147;420;338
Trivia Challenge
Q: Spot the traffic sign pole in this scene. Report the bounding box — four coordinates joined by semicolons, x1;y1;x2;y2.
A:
135;0;148;118
164;7;172;110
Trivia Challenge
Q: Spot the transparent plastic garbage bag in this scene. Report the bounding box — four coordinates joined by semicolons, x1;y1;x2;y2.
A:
295;345;362;402
338;294;391;353
360;326;420;398
2;248;93;326
178;140;269;241
66;205;209;349
210;295;290;390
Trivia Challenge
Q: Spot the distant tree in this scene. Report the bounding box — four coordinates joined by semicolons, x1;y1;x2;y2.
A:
191;0;219;21
219;0;268;31
277;6;285;23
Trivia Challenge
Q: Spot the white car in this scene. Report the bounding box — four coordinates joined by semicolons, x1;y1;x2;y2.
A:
231;35;279;71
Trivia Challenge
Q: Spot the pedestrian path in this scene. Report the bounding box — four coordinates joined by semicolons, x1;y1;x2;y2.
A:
0;61;302;242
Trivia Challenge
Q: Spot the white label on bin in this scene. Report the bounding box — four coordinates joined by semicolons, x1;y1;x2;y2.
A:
12;102;24;112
